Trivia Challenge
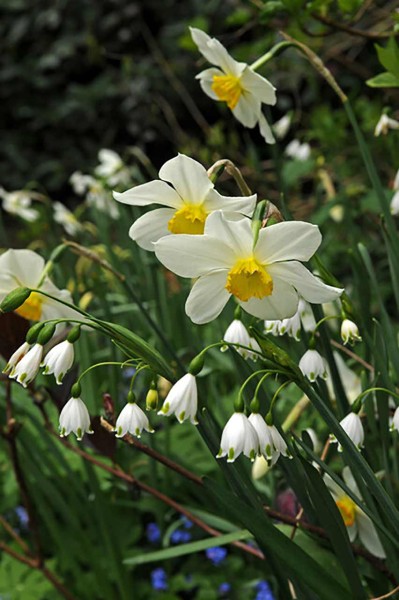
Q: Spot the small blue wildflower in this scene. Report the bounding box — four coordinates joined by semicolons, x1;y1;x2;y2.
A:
219;582;231;595
14;506;29;528
255;580;275;600
181;516;193;529
151;568;168;591
170;528;192;544
205;546;227;566
146;522;161;544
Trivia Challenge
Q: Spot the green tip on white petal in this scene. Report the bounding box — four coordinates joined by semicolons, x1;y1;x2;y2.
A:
178;410;186;423
227;448;235;462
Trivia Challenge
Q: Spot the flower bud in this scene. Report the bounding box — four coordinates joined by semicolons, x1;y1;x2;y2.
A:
188;354;204;376
37;323;56;346
67;325;81;344
26;321;45;344
340;319;361;345
0;287;31;313
146;386;159;411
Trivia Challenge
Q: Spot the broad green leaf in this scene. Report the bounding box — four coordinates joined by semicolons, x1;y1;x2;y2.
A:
366;72;399;88
375;38;399;79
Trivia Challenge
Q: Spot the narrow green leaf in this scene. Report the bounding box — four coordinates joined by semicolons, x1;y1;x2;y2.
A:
124;529;252;565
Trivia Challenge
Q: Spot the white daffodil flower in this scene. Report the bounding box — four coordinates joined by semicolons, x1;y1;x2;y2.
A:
41;340;75;384
190;27;276;143
0;249;80;323
390;190;399;216
114;154;256;251
0;188;40;222
9;343;43;387
340;319;361;345
330;412;364;452
3;342;31;375
325;467;386;558
391;406;399;432
155;211;343;325
158;373;198;424
59;396;93;441
285;139;311;161
53;202;82;236
70;171;95;195
374;113;399;136
95;149;130;187
217;412;259;462
299;349;328;382
248;413;289;465
70;171;119;218
221;319;261;360
115;402;154;438
273;114;291;140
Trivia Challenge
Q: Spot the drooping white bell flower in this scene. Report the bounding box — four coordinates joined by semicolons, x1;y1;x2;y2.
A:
340;319;362;345
221;319;261;360
190;27;276;143
285;139;311;161
114;153;256;251
390;190;399;216
374;113;399;136
248;413;289;465
0;188;39;222
115;402;154;438
264;297;315;341
217;412;259;462
42;340;75;385
273;114;291;140
3;342;31;375
59;396;93;441
391;406;399;432
0;249;80;323
158;373;198;424
9;343;43;387
155;211;343;325
299;349;328;382
330;412;364;452
325;467;386;558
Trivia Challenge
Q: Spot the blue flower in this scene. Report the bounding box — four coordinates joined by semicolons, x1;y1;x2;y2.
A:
146;522;161;544
151;568;168;591
14;506;29;528
255;580;275;600
205;546;227;566
181;516;193;529
170;528;192;544
219;582;231;595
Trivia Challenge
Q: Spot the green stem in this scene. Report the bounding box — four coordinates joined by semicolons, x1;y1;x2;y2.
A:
250;41;295;71
77;361;136;385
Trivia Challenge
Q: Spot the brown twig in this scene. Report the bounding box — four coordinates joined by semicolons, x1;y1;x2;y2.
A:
311;12;395;39
330;339;374;372
0;514;31;555
371;584;399;599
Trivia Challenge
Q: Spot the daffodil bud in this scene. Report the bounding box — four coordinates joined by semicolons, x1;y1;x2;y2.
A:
0;287;31;313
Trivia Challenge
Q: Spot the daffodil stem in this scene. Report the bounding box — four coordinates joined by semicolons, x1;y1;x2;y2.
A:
250;41;295;71
207;159;252;196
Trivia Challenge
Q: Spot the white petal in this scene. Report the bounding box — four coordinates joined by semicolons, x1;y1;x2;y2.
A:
129;208;174;251
154;234;235;278
240;68;276;105
239;278;298;320
204;211;253;257
190;27;246;76
196;67;223;100
204;188;256;216
232;93;261;128
258;113;275;144
267;262;343;303
342;466;361;496
256;221;322;264
185;271;230;324
113;180;181;209
159;154;213;204
324;473;343;500
0;249;44;292
356;510;386;558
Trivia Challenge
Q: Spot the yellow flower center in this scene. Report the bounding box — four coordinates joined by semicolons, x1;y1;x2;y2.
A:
168;204;207;235
226;257;273;302
336;496;356;527
14;291;43;321
211;74;243;110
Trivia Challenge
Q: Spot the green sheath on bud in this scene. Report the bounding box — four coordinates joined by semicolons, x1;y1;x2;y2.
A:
234;395;245;413
265;412;273;426
26;321;45;344
127;390;136;404
188;354;204;376
351;397;362;414
37;323;57;346
250;397;260;414
0;287;31;313
67;325;81;344
71;382;82;398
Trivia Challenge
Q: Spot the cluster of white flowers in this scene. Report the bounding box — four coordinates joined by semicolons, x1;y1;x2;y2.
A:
0;188;40;222
218;411;289;464
264;298;316;341
285;139;311;162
